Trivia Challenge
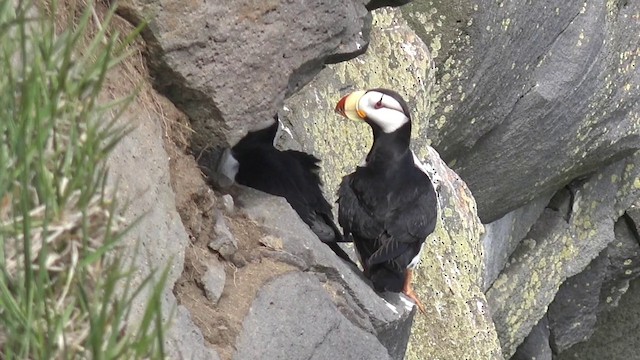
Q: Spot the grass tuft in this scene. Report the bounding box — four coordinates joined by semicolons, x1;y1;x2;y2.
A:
0;0;168;358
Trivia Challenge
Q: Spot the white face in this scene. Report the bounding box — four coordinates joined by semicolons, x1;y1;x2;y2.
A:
358;91;409;133
216;148;239;187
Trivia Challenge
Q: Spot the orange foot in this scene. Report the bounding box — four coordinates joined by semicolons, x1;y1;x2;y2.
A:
402;269;426;315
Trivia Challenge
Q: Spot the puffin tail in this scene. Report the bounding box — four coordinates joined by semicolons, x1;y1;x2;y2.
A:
369;267;404;293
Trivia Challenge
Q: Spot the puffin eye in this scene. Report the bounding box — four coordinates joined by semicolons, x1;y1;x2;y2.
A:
374;96;384;109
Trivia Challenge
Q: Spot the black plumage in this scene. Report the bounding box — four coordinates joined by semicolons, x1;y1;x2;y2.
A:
227;116;354;264
335;88;438;313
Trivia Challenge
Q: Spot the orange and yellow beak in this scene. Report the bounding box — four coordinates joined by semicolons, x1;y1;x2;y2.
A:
335;90;367;121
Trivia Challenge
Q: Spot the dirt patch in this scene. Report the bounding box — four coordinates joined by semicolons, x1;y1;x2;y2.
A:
174;237;294;359
168;152;296;359
161;93;297;359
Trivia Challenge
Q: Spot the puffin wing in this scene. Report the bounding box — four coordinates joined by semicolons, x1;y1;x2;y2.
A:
367;183;438;268
365;232;410;272
337;174;382;239
387;187;438;243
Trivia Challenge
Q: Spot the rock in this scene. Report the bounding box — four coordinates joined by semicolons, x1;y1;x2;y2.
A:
486;153;640;358
482;194;552;291
406;147;502;360
168;306;221;360
221;194;234;214
233;272;392;360
105;72;218;357
626;202;640;235
511;315;552;360
598;215;640;310
366;0;412;11
116;0;382;149
546;252;607;353
556;276;640;360
403;0;640;222
230;252;248;268
202;259;226;305
258;235;284;251
208;212;238;259
547;213;640;353
235;185;415;359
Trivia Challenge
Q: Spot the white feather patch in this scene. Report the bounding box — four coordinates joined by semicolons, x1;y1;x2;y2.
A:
216;148;239;187
358;91;408;133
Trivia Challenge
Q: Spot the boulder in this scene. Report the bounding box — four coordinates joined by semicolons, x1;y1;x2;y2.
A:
233;272;392;360
546;212;640;353
486;152;640;358
556;276;640;360
116;0;382;149
106;78;219;358
482;194;552;291
511;315;552;360
402;0;640;222
405;147;503;360
234;186;414;360
546;250;608;353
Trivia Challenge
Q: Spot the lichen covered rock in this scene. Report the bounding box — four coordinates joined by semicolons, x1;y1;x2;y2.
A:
486;152;640;358
406;148;502;360
402;0;640;222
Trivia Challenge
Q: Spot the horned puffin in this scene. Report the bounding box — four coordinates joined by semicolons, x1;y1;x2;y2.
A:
217;115;354;265
334;88;438;314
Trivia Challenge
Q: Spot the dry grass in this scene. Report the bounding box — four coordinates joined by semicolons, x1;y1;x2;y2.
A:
0;0;169;358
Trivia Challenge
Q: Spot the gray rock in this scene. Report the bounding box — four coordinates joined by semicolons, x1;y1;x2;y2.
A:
235;186;414;359
402;0;640;222
107;102;218;357
511;315;552;360
117;0;381;149
234;272;391;360
625;202;640;237
208;212;238;259
230;252;248;268
202;259;226;305
366;0;412;10
557;276;640;360
597;216;640;312
547;215;640;353
487;153;640;358
547;250;607;352
166;306;221;360
483;194;552;291
221;194;234;214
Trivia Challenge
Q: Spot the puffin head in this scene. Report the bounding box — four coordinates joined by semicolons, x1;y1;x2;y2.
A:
334;88;411;133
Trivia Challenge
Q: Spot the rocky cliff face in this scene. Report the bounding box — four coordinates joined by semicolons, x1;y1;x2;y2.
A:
105;0;639;359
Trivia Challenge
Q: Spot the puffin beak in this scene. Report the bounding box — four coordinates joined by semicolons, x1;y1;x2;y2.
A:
334;90;367;121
